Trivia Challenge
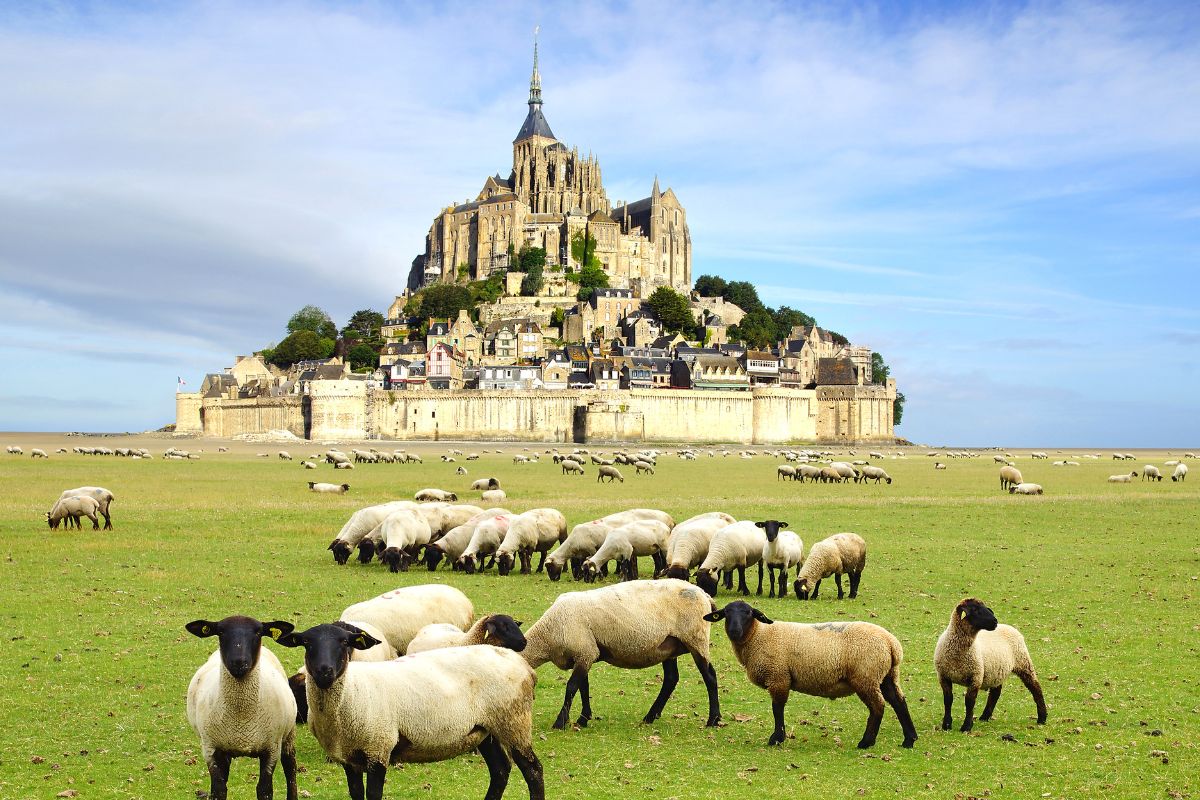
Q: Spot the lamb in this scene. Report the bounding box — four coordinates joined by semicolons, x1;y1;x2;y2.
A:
327;501;418;565
597;465;624;483
1107;471;1138;483
1173;463;1189;482
457;512;515;573
278;623;544;800
694;520;767;597
704;601;917;749
522;579;721;730
47;494;101;530
998;465;1024;491
1008;482;1044;495
633;460;655;475
934;598;1048;731
30;448;48;459
794;532;868;600
56;486;116;530
185;616;298;800
481;488;507;504
471;477;501;491
581;519;672;582
406;614;527;654
494;508;568;576
934;462;947;470
376;508;435;573
415;488;458;502
1142;465;1163;482
560;458;584;475
308;482;350;495
857;465;893;484
663;511;737;580
339;584;474;655
758;520;803;598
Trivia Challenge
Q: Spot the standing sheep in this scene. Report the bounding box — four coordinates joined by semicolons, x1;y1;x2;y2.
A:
185;616;298;800
633;460;655;475
597;465;624;483
758;520;803;598
522;580;721;730
278;624;544;800
47;495;101;530
694;520;767;597
327;501;418;565
1142;465;1163;482
663;512;737;580
1173;463;1189;482
704;601;917;749
495;509;569;576
56;486;115;530
376;508;435;573
858;465;893;484
999;465;1024;491
544;521;610;582
458;513;515;573
560;458;584;476
580;519;672;582
30;448;48;459
421;507;509;571
794;532;867;601
934;598;1047;731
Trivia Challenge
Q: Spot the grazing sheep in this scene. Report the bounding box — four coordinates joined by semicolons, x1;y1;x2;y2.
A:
278;623;544;800
456;466;467;475
704;601;917;749
56;486;115;530
633;460;655;475
376;508;435;573
301;461;316;469
829;462;858;482
758;520;803;598
406;614;527;654
278;451;292;461
481;488;507;504
934;462;947;470
1107;472;1138;483
30;448;48;459
596;465;624;483
185;616;298;800
495;509;568;576
47;494;100;530
694;520;767;597
581;519;672;582
1142;465;1163;482
6;445;23;455
340;584;473;656
795;464;823;482
1008;482;1044;495
544;521;610;582
857;465;893;485
308;482;350;495
1173;463;1189;482
327;501;418;565
522;579;721;729
777;465;797;481
458;513;515;574
560;458;584;476
794;532;868;601
934;598;1047;731
663;512;737;581
420;507;508;570
998;465;1024;491
471;477;501;491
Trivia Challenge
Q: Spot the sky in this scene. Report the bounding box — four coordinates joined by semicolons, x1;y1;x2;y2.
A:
0;0;1197;446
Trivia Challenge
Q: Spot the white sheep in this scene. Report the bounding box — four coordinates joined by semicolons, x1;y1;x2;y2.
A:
1107;471;1138;483
522;579;721;729
758;520;803;598
481;488;507;504
278;451;292;461
406;614;527;654
694;520;767;597
704;601;918;749
633;460;655;475
288;619;397;723
999;465;1024;491
1142;465;1163;482
1173;463;1189;482
420;507;508;571
185;616;298;800
544;521;610;582
581;519;672;582
794;532;867;600
339;584;473;655
278;624;543;800
934;462;947;470
6;445;23;454
301;461;316;469
663;511;737;581
308;482;350;495
47;494;101;530
560;458;584;475
376;508;435;573
857;465;893;484
30;448;48;459
415;488;458;502
777;464;797;481
1008;482;1044;495
596;465;624;483
56;486;115;530
457;512;515;573
494;508;568;576
327;501;418;565
934;598;1048;731
471;477;501;491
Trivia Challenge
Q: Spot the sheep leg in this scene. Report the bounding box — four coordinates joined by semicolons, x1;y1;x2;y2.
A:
101;507;112;530
651;551;666;574
881;675;918;748
342;765;365;800
364;762;387;800
1017;670;1048;724
570;557;583;580
834;573;845;599
553;663;591;729
767;689;789;745
207;750;232;800
255;752;277;800
811;579;822;600
510;745;545;800
856;686;887;748
960;686;980;732
519;548;533;575
535;549;548;573
848;571;862;599
478;735;512;800
779;567;790;597
280;735;298;800
767;565;777;598
643;658;680;723
690;651;722;727
89;512;100;530
722;568;733;590
939;677;955;730
967;679;1000;720
755;561;763;596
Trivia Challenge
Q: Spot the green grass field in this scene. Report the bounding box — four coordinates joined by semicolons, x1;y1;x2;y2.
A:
1;435;1197;800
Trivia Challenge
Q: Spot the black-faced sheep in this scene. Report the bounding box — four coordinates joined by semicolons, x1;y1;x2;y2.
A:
758;520;803;598
55;486;115;530
1142;465;1163;482
999;465;1024;491
1008;482;1044;495
934;598;1047;731
415;488;457;502
663;512;736;581
560;458;584;475
704;601;917;749
596;465;624;483
1173;463;1189;482
185;616;298;800
580;519;671;582
1107;471;1138;483
308;482;350;494
694;520;766;597
406;614;527;654
794;532;867;601
47;495;101;530
495;509;568;576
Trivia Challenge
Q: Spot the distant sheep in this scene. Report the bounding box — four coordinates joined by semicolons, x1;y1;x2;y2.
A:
414;488;457;502
1142;465;1162;482
1107;471;1137;483
30;448;48;459
308;482;350;495
301;460;316;469
560;458;584;475
633;460;655;475
55;487;115;530
1008;483;1043;495
278;451;292;461
471;477;501;491
597;465;624;483
1173;463;1189;482
999;466;1024;491
857;465;892;484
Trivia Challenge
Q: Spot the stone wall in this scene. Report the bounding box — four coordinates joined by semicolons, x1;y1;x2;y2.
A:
198;395;304;438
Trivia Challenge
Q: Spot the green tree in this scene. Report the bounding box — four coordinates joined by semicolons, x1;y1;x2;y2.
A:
287;305;337;341
468;274;505;306
518;245;546;273
570;230;602;271
520;265;544;296
574;262;609;300
693;274;728;297
826;330;849;346
270;329;326;367
341;309;385;343
419;283;473;320
772;306;816;341
647;286;695;335
347;342;379;372
871;352;891;385
550;307;565;328
893;392;906;425
724;280;764;314
730;308;777;350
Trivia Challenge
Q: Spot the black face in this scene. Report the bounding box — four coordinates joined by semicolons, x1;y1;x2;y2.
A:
581;562;600;583
703;600;772;643
47;512;59;530
277;622;381;690
755;520;788;542
545;561;563;581
483;615;527;651
958;598;999;631
186;616;294;681
496;553;515;576
459;554;477;574
695;570;719;598
329;540;352;565
665;566;690;581
356;540;375;564
794;578;811;600
381;547;407;573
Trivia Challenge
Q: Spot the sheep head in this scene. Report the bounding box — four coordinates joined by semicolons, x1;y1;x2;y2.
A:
703;601;772;644
754;519;788;542
955;598;998;632
277;622;381;690
186;616;294;680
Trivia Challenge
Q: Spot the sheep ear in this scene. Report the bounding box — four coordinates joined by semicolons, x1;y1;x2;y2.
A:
752;609;774;624
754;521;765;528
349;632;381;651
779;521;789;528
702;610;726;622
186;620;217;638
276;632;304;648
262;621;295;640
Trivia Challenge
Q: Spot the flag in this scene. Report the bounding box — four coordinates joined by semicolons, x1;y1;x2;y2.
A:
177;376;187;386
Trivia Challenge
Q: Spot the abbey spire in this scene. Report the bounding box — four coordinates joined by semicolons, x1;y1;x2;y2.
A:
514;26;555;143
529;25;543;108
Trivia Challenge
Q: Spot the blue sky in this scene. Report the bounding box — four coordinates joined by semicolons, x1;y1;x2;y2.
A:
0;1;1197;445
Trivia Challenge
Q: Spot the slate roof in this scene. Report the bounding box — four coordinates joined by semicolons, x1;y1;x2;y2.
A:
514;105;556;142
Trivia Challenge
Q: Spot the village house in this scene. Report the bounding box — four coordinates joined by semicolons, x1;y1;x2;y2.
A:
486;318;545;363
478;363;543;390
589;358;621;391
671;354;750;391
425;342;465;390
741;349;781;386
541;349;572;389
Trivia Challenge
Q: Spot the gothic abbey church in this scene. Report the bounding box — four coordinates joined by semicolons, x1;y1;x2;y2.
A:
408;39;693;295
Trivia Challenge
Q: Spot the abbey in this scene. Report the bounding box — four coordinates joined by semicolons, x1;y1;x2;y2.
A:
409;38;692;294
